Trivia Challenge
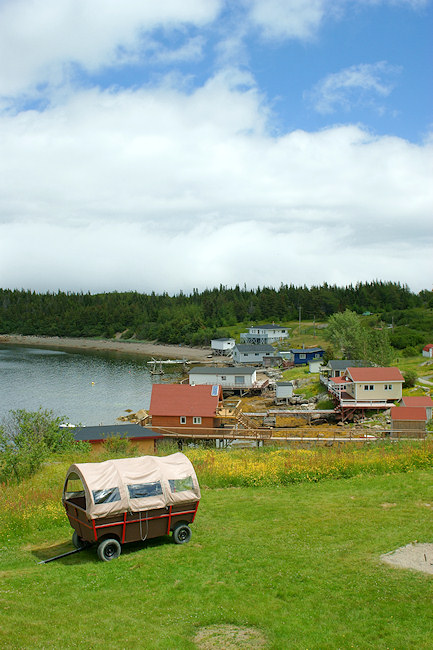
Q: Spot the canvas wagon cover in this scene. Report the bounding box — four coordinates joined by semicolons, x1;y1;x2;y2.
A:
63;452;200;519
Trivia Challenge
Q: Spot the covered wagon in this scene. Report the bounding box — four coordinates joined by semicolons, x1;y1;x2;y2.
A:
62;453;200;561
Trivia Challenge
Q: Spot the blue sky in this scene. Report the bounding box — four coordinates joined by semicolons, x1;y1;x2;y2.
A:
0;0;432;294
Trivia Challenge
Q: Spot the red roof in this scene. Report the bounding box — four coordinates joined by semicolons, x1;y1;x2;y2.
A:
391;406;427;421
423;344;433;351
329;377;349;384
149;384;222;417
401;396;433;407
346;367;404;382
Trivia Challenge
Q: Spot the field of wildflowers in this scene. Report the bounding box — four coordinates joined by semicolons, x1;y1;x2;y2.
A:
1;441;433;541
186;441;433;488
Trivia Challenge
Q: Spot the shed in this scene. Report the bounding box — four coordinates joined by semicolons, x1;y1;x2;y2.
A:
210;338;235;356
309;358;324;374
275;381;294;404
390;406;427;439
73;424;163;453
401;395;433;420
422;344;433;358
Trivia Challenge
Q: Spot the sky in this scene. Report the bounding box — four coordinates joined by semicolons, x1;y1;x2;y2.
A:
0;0;432;296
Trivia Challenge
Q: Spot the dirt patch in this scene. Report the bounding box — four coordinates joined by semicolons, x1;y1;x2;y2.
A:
194;624;268;649
381;543;433;575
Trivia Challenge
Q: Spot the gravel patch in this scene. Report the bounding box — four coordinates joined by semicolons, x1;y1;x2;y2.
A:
381;543;433;575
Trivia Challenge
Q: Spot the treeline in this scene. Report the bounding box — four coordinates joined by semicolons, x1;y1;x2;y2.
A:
0;282;431;346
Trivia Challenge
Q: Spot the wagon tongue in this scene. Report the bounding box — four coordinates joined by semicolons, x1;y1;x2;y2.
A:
38;547;86;564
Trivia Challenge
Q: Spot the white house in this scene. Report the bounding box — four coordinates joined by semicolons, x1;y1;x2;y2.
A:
188;366;257;392
211;338;236;356
232;344;275;365
240;323;289;344
422;344;433;358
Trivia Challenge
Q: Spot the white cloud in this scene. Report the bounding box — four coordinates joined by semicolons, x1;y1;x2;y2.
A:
241;0;428;43
244;0;326;40
0;72;431;293
0;0;222;96
306;61;402;114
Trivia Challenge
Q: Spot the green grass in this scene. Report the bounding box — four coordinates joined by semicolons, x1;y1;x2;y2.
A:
1;453;433;648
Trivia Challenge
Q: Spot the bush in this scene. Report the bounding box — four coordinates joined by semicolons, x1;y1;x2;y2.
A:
0;408;79;483
403;369;417;388
101;433;138;458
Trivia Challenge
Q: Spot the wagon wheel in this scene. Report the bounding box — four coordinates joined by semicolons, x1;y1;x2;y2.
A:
173;524;192;545
72;531;90;549
97;538;121;562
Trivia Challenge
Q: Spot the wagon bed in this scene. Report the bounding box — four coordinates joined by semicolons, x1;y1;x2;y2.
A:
64;496;199;545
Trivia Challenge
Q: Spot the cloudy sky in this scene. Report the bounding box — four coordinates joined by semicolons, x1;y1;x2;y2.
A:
0;0;431;295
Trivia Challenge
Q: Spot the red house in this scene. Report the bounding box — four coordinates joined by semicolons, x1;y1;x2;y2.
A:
148;384;223;435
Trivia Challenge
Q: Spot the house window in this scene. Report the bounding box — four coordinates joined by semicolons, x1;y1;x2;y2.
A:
384;384;392;390
299;354;306;359
363;385;374;391
221;376;226;381
180;416;187;424
235;375;245;385
193;417;202;424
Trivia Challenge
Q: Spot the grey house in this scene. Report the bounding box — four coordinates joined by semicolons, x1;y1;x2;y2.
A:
232;344;275;365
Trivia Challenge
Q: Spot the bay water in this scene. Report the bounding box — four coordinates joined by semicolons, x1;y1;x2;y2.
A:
0;344;183;426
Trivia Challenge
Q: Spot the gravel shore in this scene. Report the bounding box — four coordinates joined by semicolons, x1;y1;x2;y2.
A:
0;334;211;361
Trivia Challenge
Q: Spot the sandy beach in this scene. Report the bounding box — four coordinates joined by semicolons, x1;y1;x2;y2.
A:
0;334;212;361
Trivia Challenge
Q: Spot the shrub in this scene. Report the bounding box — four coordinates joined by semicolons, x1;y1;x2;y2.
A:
0;408;78;483
403;369;417;388
101;433;138;458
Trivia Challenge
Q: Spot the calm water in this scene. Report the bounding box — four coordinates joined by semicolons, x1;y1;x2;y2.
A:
0;344;183;425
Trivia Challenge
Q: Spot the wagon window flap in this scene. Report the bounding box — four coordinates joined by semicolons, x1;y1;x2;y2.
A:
169;476;194;493
127;481;163;499
92;487;121;504
64;475;85;500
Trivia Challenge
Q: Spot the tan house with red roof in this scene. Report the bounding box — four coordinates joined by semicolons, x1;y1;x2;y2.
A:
328;366;405;421
341;366;404;402
391;406;427;438
148;384;223;435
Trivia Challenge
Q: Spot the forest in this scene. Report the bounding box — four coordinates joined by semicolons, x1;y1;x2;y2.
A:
0;281;432;351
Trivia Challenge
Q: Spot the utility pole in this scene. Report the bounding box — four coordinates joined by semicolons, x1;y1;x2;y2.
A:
298;305;301;335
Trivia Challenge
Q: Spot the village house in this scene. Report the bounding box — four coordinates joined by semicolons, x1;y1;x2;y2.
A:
188;366;267;395
240;323;289;345
73;424;163;454
422;343;433;358
390;406;427;438
148;383;223;434
232;343;275;365
282;347;324;367
327;366;405;421
210;337;236;356
329;366;404;402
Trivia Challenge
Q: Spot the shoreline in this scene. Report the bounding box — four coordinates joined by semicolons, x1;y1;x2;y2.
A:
0;334;212;362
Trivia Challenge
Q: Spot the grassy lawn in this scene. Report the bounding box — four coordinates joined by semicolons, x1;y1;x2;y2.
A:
1;462;433;648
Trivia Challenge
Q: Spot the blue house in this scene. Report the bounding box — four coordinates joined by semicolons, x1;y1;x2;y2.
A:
285;347;324;366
